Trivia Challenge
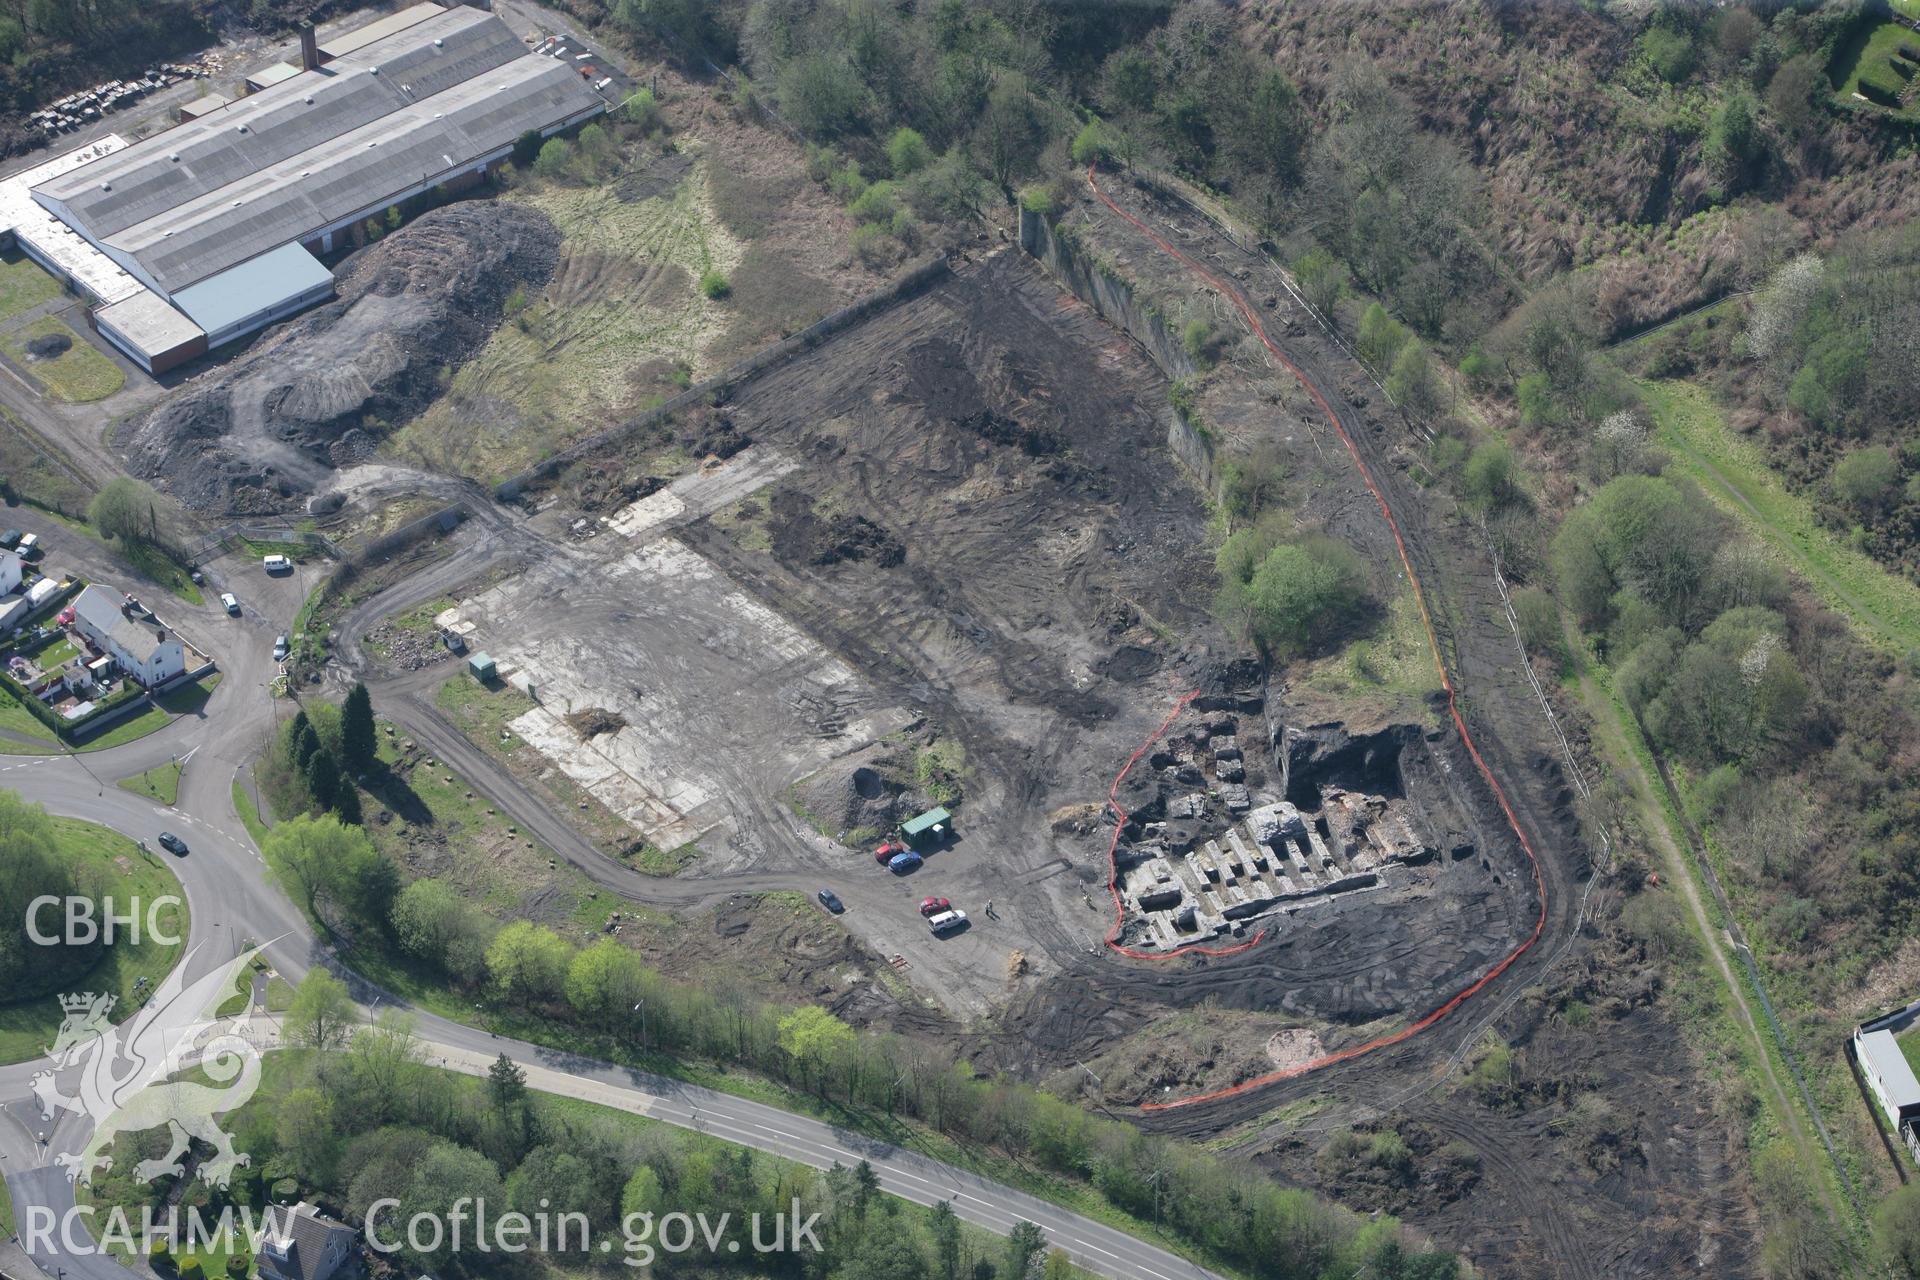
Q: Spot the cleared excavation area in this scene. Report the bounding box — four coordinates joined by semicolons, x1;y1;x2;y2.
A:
412;250;1538;1028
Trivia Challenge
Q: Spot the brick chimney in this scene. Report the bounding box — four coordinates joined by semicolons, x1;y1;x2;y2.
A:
298;23;319;72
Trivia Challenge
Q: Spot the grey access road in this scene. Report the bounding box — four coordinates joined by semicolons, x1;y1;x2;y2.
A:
0;546;1223;1280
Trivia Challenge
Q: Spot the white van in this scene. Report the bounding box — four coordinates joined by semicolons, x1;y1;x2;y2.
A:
926;909;968;935
262;554;292;572
17;532;39;555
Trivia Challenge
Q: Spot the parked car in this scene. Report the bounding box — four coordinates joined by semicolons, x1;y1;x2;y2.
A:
0;530;20;549
926;908;968;934
156;831;187;855
817;889;845;914
918;897;951;916
18;532;40;556
872;840;908;865
887;850;923;873
273;634;289;661
220;593;240;615
262;553;292;572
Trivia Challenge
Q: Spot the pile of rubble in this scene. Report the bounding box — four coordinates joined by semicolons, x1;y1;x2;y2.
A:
1112;715;1455;951
32;64;201;138
124;202;562;512
367;623;450;671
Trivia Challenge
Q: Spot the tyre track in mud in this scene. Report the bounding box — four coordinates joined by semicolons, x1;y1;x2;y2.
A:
1414;1107;1603;1280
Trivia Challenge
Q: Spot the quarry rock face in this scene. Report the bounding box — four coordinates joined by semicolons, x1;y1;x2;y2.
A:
122;200;561;513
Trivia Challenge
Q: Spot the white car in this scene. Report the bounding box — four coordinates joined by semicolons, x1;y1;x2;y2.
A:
927;909;968;935
262;554;292;572
273;634;290;662
220;592;239;615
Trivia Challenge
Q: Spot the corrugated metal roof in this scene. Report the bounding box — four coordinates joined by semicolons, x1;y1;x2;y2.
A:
245;62;304;91
1861;1029;1920;1110
109;54;597;291
33;7;520;241
318;1;446;59
179;91;234;118
902;807;952;835
171;242;333;336
28;4;602;302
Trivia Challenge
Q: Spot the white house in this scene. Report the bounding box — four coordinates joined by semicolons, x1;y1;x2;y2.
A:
0;594;30;636
256;1203;357;1280
68;583;185;688
0;549;21;597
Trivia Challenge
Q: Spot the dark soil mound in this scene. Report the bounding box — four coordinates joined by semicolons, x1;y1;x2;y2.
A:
576;470;664;514
769;487;905;568
566;706;627;739
955;408;1062;456
23;331;71;360
1096;644;1162;681
687;420;752;460
122;201;562;513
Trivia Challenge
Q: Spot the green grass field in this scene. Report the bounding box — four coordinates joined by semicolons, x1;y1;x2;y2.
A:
1832;19;1920;117
390;153;744;482
0;252;65;321
117;759;183;804
0;817;188;1064
2;316;125;403
0;687;60;750
73;674;219;753
1640;378;1920;658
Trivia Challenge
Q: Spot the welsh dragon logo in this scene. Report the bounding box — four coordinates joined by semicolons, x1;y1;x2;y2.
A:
31;943;271;1187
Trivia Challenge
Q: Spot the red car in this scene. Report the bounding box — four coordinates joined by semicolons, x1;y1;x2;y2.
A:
918;897;952;917
873;841;907;864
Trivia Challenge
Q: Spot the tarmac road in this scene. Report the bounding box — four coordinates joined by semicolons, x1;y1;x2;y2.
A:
0;536;1222;1280
3;1004;1224;1280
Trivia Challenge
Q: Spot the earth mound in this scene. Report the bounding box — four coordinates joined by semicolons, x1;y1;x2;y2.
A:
23;331;70;359
121;201;561;512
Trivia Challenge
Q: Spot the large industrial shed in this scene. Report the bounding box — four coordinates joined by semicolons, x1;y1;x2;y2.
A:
22;2;606;374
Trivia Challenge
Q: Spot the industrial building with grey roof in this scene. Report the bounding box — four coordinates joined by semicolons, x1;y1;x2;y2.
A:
14;1;607;374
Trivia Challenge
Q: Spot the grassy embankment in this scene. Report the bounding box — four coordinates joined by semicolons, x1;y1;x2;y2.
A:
0;818;188;1063
117;758;184;804
2;316;125;402
1638;378;1920;659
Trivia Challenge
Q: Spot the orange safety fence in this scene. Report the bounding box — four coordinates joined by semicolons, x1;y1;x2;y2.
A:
1082;163;1550;1112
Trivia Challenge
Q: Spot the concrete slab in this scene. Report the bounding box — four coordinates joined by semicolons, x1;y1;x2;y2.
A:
443;515;910;866
604;446;798;541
